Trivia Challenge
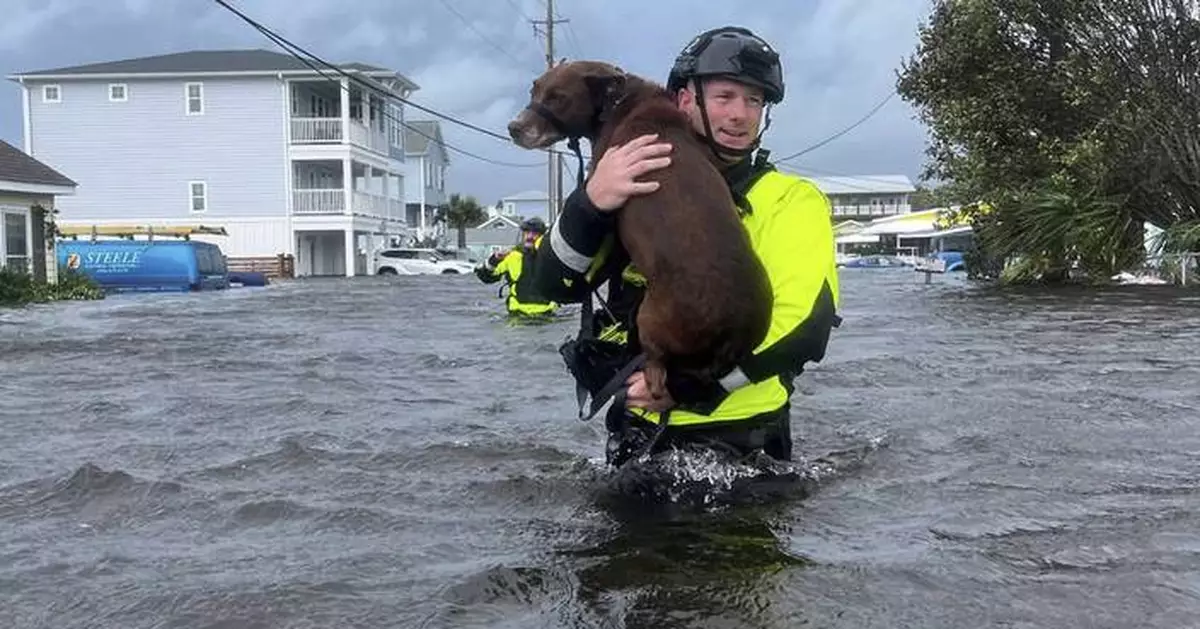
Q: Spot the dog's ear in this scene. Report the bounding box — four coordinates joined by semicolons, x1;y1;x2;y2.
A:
584;67;626;107
607;69;627;96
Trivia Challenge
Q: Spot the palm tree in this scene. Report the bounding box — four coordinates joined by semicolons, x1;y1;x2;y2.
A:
435;193;488;250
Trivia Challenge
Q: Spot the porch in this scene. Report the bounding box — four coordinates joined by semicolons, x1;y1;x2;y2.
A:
288;80;397;156
292;214;403;277
405;203;445;245
291;159;405;221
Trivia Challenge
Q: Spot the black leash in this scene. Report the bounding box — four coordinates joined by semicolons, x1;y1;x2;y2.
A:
530;95;636;423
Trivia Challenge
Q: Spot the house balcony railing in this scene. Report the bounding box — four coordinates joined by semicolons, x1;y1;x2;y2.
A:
292;189;404;218
832;204;908;217
290;117;391;155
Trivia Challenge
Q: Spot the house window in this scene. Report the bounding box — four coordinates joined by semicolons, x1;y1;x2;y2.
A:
185;82;204;115
2;211;30;273
42;85;60;103
109;84;127;102
189;181;207;213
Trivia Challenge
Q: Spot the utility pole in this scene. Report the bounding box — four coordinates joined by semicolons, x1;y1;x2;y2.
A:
532;0;569;221
556;152;564;219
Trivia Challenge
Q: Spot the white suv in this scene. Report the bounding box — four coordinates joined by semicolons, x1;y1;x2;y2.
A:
374;248;475;275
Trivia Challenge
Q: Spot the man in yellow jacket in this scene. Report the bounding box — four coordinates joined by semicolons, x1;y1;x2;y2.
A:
529;26;841;467
475;216;558;318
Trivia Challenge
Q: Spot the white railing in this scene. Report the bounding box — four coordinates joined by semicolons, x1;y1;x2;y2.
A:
291;117;391;155
293;189;403;217
352;192;403;217
293;189;345;214
290;118;342;143
373;131;390;154
832;204;908;217
348;122;389;154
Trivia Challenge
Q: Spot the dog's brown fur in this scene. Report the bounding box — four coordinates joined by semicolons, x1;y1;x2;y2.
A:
508;60;773;405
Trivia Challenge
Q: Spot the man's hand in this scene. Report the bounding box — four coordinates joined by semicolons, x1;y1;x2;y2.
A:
624;371;675;413
586;134;674;211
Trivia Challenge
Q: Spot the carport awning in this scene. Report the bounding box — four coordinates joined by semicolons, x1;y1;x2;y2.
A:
899;225;974;239
836;233;881;244
860;221;938;236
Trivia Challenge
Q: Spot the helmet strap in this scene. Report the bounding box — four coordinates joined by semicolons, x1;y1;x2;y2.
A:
693;81;774;163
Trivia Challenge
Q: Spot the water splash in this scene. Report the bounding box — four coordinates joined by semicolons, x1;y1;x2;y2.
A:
599;434;887;514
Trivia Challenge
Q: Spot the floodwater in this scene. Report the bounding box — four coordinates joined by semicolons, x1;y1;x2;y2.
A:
1;269;1198;628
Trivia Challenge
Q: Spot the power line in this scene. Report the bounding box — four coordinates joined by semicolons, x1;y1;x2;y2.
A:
551;0;586;59
563;21;586;59
210;0;517;146
784;163;917;188
434;0;537;69
211;0;563;168
778;165;904;193
214;0;895;184
406;119;541;168
774;91;895;163
501;0;533;22
531;0;571;220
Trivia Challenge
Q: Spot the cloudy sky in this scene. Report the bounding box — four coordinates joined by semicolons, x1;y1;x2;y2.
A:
1;0;935;205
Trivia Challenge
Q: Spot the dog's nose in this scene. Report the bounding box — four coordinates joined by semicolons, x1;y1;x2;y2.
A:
507;120;523;141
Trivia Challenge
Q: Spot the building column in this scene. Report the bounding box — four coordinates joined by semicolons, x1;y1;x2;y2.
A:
339;77;350;143
344;228;356;277
343;158;353;215
381;170;389;210
419;156;427;241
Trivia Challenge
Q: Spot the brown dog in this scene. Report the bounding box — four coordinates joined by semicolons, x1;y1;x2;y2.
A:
508;60;772;407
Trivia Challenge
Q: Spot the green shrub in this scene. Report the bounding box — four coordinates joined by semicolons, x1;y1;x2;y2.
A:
0;266;104;307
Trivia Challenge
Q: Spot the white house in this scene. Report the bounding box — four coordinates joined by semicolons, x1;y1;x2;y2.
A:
496;189;551;223
7;49;419;277
402;119;449;244
462;214;522;263
0;139;77;281
802;174;917;221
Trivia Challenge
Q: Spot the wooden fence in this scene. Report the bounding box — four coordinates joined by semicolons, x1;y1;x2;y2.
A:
226;254;295;280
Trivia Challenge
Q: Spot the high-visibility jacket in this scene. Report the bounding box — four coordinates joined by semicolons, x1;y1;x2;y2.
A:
531;157;841;426
475;239;559;316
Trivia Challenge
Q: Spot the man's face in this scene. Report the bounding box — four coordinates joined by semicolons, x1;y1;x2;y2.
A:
676;77;766;156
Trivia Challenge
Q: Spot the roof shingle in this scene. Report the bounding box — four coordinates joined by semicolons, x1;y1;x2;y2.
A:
0;140;76;188
12;49;402;79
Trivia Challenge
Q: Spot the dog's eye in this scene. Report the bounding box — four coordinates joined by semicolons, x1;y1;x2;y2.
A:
544;88;564;104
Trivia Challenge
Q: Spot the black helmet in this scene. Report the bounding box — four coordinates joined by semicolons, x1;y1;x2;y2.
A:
667;26;784;104
519;216;547;234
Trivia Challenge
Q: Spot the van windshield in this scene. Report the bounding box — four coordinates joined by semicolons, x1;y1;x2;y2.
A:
196;246;227;275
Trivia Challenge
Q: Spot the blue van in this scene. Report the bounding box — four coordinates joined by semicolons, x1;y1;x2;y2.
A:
57;239;230;293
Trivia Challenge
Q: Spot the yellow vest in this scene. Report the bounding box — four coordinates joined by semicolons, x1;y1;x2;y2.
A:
610;170;841;426
496;238;558;316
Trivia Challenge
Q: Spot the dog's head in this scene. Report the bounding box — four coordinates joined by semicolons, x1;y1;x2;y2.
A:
508;60;627;149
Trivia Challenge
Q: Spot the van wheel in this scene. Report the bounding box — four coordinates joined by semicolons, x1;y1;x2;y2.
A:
377;267;397;275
